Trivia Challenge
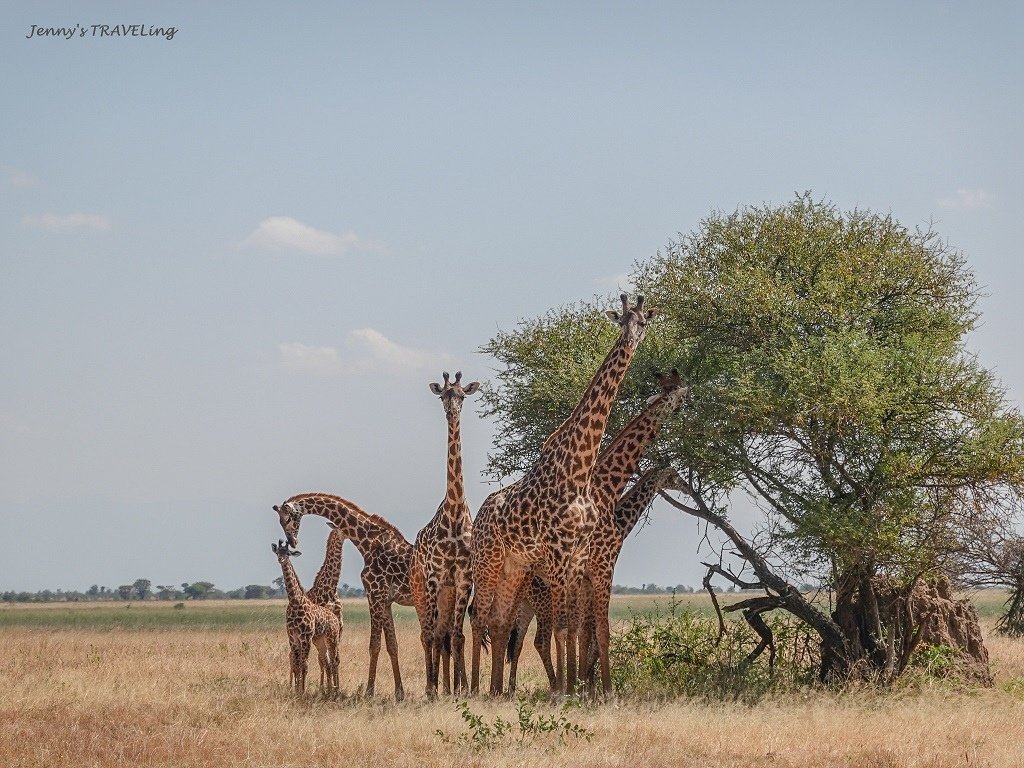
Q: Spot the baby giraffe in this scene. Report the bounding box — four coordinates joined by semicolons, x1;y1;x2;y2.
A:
272;539;341;695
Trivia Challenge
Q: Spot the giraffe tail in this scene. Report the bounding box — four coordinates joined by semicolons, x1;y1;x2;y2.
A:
505;624;520;664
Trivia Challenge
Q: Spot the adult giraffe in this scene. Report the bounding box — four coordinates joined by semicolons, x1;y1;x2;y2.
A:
507;370;687;695
411;371;479;697
470;293;655;695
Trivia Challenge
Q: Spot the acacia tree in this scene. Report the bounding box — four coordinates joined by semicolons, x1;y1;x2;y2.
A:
480;194;1024;682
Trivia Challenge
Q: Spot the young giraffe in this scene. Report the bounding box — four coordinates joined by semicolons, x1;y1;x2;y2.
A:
306;523;345;688
470;294;655;696
507;464;682;693
412;371;480;698
271;539;341;695
275;493;413;701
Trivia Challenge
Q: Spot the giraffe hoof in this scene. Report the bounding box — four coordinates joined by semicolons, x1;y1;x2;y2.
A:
395;688;405;703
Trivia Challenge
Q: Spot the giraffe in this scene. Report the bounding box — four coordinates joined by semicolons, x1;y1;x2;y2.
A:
577;370;688;695
274;493;413;701
412;371;479;698
306;523;345;688
271;539;341;695
505;371;687;694
507;465;683;694
470;293;655;696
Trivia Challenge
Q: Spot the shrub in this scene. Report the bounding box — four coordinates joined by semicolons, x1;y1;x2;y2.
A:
609;599;817;702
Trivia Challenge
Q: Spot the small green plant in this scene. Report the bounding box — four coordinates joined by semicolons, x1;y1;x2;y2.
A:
610;598;817;702
908;643;959;678
436;697;593;752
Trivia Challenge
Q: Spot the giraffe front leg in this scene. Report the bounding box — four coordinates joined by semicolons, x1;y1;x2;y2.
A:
294;638;311;695
382;606;405;702
451;574;472;695
366;600;385;698
413;567;439;699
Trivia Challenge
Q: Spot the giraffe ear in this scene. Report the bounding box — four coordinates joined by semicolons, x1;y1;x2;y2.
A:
605;310;621;323
643;308;657;321
292;549;302;557
429;383;444;395
463;382;480;396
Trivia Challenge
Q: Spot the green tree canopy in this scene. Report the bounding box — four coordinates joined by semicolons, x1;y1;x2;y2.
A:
480;194;1024;679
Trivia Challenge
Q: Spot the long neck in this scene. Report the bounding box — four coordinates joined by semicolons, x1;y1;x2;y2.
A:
277;556;305;603
299;494;409;559
443;407;467;514
591;394;676;508
614;468;667;541
307;529;343;605
536;328;638;489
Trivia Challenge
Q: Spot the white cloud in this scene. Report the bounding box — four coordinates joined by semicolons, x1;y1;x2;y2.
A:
279;329;452;377
23;212;111;231
1;165;40;189
937;188;994;210
278;343;344;375
594;272;635;292
240;216;369;255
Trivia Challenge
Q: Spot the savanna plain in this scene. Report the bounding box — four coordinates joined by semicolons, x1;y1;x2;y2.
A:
3;593;1023;768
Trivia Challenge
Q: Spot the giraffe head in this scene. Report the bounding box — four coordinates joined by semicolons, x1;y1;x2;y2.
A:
605;293;656;349
271;539;301;559
649;368;689;409
656;466;688;493
273;500;302;548
429;370;480;417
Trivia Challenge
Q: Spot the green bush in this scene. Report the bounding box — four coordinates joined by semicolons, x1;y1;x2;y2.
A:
609;599;817;702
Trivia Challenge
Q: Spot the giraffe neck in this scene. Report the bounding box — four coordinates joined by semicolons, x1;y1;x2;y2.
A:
591;394;676;508
442;406;467;515
277;555;305;604
613;468;667;541
536;328;638;488
307;528;344;605
295;494;409;559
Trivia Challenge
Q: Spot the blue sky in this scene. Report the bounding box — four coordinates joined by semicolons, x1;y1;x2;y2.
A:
2;1;1021;592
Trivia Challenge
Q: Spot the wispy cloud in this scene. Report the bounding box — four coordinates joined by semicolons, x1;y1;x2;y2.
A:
1;165;40;189
278;343;345;375
240;216;372;256
279;329;452;377
937;188;994;210
594;272;635;292
22;212;111;231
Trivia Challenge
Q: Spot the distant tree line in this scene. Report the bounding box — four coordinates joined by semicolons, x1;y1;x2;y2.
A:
0;577;367;603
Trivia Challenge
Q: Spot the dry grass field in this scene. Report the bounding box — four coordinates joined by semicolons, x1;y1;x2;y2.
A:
3;593;1024;767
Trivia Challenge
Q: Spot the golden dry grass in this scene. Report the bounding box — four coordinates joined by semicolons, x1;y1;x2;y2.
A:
3;595;1024;767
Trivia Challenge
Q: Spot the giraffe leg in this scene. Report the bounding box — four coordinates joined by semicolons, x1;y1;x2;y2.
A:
577;578;597;696
470;603;485;695
366;600;384;698
294;637;311;695
549;583;569;696
451;576;472;694
533;590;557;690
488;619;512;696
592;573;615;699
488;569;527;696
382;607;405;702
436;584;456;696
313;636;330;694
